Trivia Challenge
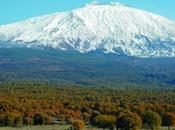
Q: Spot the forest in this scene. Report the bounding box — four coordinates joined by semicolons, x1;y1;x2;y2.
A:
1;48;175;87
0;83;175;130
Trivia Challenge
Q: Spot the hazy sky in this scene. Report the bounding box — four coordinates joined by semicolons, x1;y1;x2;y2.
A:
0;0;175;25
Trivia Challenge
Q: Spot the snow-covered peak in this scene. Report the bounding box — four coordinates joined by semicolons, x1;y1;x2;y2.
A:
109;2;127;6
85;1;100;6
85;1;127;7
85;1;126;7
0;3;175;57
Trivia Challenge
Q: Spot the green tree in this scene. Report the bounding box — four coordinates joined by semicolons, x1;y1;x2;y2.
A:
162;112;175;129
14;115;23;127
142;111;161;130
82;112;91;124
34;113;52;125
5;113;23;127
5;113;16;126
93;114;116;130
0;114;5;126
116;112;142;130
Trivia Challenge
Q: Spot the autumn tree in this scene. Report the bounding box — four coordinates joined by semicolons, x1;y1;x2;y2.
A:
72;120;86;130
131;106;145;116
116;112;142;130
162;112;175;129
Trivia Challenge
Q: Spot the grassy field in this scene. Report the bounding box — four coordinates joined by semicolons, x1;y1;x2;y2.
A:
0;125;71;130
0;125;174;130
0;125;101;130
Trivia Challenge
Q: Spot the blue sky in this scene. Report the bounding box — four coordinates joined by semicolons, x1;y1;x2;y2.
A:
0;0;175;25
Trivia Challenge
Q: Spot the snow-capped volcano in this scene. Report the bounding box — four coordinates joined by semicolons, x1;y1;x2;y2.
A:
0;2;175;57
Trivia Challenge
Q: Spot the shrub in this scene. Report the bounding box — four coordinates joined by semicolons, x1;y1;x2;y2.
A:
72;120;86;130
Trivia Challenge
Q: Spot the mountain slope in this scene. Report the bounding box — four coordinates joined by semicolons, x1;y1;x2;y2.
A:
0;48;175;87
0;2;175;57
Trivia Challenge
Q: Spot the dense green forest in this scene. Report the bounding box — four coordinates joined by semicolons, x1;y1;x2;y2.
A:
1;48;175;87
0;83;175;130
